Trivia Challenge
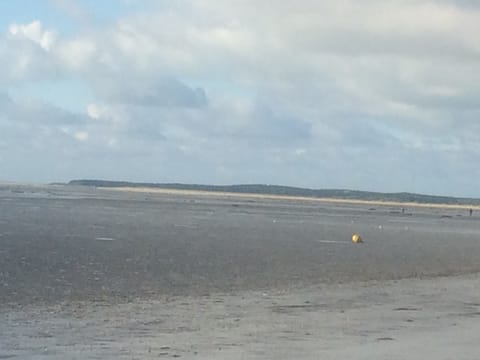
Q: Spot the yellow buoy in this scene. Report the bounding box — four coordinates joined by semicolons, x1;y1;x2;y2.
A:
352;233;363;243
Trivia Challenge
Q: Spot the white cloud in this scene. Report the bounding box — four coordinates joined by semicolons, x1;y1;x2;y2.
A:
8;20;56;51
86;103;101;119
56;38;97;70
73;130;89;141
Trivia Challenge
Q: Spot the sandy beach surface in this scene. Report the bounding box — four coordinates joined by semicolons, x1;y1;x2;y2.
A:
1;184;480;358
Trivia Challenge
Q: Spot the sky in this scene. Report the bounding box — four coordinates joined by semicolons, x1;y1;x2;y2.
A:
1;0;480;197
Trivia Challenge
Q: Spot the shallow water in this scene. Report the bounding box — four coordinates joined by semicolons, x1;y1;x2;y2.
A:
1;184;480;305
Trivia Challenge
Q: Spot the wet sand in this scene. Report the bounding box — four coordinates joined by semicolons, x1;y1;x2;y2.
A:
2;274;480;359
1;184;480;358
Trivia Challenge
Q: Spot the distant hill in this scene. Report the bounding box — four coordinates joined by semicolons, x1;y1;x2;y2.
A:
66;179;480;206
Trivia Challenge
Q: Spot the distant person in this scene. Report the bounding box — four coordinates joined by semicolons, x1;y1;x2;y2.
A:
469;208;473;216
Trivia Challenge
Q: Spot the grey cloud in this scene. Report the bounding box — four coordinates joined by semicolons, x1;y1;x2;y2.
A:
230;104;312;144
399;92;480;111
302;30;480;61
327;115;401;149
101;98;311;145
0;92;13;109
436;0;480;8
94;77;208;108
0;93;85;126
112;106;168;141
0;93;89;157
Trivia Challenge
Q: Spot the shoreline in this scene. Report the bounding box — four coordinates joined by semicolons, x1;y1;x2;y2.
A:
105;186;480;210
2;182;479;210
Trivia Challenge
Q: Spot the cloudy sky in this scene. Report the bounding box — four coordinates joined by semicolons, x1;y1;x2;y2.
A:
1;0;480;196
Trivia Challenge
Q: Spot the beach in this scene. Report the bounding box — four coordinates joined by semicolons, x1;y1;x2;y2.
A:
1;184;480;358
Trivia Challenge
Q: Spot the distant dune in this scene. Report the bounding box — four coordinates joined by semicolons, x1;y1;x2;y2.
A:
67;179;480;207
